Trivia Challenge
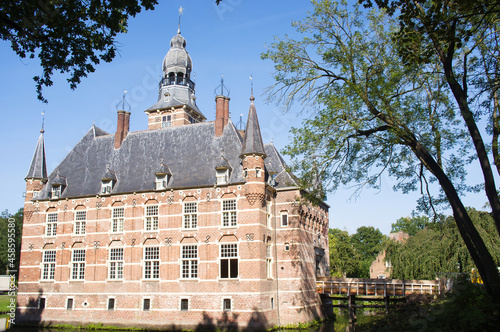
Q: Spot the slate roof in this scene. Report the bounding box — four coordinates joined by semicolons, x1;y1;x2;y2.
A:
26;131;47;180
240;99;266;157
34;120;298;200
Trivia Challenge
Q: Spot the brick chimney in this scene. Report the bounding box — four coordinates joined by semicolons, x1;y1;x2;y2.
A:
114;111;130;149
215;95;230;136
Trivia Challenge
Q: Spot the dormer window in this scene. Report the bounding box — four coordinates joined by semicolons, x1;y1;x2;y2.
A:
101;180;113;195
162;115;172;128
101;168;117;196
216;169;229;185
51;173;66;199
155;161;172;190
215;155;232;186
52;186;61;199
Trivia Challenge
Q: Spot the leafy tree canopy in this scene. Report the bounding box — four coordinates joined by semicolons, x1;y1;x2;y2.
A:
391;214;431;236
387;208;500;280
262;0;500;300
0;0;158;102
0;208;24;278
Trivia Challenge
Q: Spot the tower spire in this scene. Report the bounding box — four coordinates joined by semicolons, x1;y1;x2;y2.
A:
240;93;266;158
26;123;48;181
178;6;184;34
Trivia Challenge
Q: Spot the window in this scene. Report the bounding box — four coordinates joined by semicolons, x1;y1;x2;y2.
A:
33;190;39;198
155;174;167;190
145;205;159;231
109;248;124;279
281;213;288;227
42;250;56;280
255;167;261;177
162;115;171;128
143;298;151;311
74;211;86;235
243;168;248;178
71;249;86;280
180;299;189;311
266;245;273;279
66;298;73;310
101;180;112;195
220;244;238;279
51;185;61;199
266;201;272;229
181;245;198;279
108;298;115;310
216;169;228;185
222;200;237;227
271;298;274;309
183;202;197;229
144;247;160;279
46;213;57;236
284;243;290;251
39;298;46;310
223;299;231;311
112;207;124;233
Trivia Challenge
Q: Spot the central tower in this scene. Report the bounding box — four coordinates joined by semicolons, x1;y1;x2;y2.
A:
145;31;206;129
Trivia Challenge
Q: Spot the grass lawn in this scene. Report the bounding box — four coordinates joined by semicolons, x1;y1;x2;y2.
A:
0;295;16;312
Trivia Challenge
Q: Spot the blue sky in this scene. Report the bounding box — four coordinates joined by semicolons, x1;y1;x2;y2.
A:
0;0;489;234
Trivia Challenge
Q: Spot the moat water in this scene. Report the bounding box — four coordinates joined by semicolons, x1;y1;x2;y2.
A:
6;320;337;332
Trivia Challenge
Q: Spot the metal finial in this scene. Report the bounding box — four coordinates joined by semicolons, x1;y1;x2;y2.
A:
237;113;246;131
41;111;45;133
115;90;131;111
178;7;184;34
250;75;255;102
214;74;230;97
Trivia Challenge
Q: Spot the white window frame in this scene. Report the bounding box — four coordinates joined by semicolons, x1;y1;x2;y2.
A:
145;205;159;231
71;249;86;280
161;115;172;128
266;244;273;279
220;243;238;279
51;185;61;199
266;201;272;229
144;246;160;279
41;250;56;280
112;207;124;233
180;298;189;311
155;174;167;190
255;167;262;178
281;212;288;227
66;297;74;310
181;245;198;279
216;169;229;185
74;210;86;235
101;180;113;195
223;298;232;311
109;248;124;280
183;202;198;229
222;199;237;228
46;213;58;237
107;297;116;311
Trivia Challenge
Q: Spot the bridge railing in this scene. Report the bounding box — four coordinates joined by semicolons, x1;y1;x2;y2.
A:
316;277;440;297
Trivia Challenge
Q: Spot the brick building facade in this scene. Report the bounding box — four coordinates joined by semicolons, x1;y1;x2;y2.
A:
16;30;330;330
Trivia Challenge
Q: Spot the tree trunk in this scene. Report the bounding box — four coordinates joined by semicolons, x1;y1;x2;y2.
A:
411;140;500;302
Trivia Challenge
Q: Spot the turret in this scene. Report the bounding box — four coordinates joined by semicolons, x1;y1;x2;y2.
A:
240;94;267;206
25;129;48;201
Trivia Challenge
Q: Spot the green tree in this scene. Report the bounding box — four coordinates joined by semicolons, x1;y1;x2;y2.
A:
0;0;158;102
387;208;500;280
262;0;500;300
0;208;24;278
391;214;431;236
329;228;359;277
351;226;386;277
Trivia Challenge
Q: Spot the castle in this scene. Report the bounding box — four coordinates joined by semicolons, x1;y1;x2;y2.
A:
16;28;330;330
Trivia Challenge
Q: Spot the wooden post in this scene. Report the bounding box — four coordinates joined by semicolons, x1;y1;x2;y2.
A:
348;294;356;332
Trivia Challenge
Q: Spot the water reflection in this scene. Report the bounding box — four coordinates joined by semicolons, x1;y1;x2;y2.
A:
8;320;336;332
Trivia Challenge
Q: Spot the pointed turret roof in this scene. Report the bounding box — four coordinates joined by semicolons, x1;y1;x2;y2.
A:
240;95;266;158
26;130;48;180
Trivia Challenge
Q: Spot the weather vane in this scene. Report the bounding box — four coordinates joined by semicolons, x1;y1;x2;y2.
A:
178;6;184;34
115;90;131;112
250;75;255;101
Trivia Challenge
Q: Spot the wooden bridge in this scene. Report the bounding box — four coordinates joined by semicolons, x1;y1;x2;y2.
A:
316;276;440;297
316;277;441;331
